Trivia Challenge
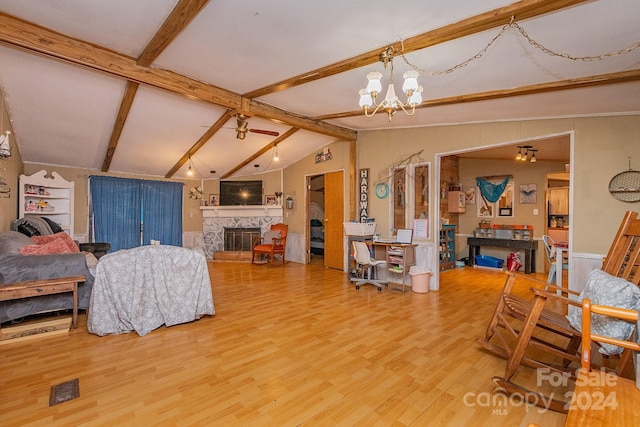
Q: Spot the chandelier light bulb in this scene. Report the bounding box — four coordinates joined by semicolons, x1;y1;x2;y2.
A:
402;70;420;94
358;88;373;108
365;72;382;96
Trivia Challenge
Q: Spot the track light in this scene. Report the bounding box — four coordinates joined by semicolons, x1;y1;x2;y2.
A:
515;145;537;162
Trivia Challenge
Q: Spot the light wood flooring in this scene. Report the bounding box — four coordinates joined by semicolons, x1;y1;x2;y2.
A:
0;263;569;426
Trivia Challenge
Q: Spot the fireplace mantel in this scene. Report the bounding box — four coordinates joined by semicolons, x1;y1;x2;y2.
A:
201;205;283;218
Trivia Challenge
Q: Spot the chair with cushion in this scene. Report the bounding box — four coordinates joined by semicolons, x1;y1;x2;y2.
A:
252;223;288;264
351;241;388;291
483;211;640;412
543;234;568;284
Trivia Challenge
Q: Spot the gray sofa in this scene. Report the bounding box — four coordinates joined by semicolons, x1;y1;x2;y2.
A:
0;231;95;324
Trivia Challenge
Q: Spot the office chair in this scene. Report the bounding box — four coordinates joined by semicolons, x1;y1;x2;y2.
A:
351;241;388;291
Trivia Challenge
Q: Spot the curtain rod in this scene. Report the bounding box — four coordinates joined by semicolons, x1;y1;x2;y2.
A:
478;174;513;180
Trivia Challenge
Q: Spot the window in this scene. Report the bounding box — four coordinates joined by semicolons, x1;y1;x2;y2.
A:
89;176;183;252
476;177;514;218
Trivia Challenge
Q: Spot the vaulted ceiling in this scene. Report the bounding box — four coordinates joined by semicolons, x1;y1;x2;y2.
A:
0;0;638;180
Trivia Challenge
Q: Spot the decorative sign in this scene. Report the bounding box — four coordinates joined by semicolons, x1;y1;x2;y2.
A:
413;218;428;239
315;147;332;163
359;168;369;222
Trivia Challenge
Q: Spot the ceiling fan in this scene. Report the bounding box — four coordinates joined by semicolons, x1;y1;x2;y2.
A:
233;114;279;140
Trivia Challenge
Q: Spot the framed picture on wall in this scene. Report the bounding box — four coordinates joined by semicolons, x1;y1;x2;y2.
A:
209;194;220;206
265;195;277;205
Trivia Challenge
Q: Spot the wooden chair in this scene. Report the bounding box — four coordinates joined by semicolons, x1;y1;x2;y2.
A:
564;299;640;425
251;223;288;264
479;211;640;412
580;298;640;371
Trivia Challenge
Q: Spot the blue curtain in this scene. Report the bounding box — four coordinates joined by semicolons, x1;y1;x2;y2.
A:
476;177;510;203
90;176;184;252
90;176;141;251
142;180;183;246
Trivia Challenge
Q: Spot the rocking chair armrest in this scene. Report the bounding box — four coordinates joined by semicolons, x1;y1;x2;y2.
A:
543;282;581;297
530;287;582;307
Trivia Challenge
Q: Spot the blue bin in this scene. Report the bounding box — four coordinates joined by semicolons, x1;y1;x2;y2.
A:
475;255;504;268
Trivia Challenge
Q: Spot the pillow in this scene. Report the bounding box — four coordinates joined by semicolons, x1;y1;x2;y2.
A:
32;232;79;253
263;230;281;243
20;238;75;255
566;269;640;355
0;231;35;254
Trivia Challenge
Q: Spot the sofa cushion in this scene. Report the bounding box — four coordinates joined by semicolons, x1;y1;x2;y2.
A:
20;238;76;255
32;232;79;253
0;231;34;254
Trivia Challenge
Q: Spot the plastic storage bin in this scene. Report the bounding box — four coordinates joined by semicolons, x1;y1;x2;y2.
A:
409;266;431;293
475;255;504;269
343;222;376;236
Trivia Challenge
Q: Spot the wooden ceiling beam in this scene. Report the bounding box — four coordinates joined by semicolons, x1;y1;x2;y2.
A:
137;0;209;67
316;69;640;120
102;0;210;172
221;128;300;179
165;109;236;178
244;0;592;99
0;12;354;141
102;81;139;171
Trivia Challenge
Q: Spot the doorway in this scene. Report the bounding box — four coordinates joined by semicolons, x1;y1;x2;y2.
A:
434;133;572;290
306;170;344;269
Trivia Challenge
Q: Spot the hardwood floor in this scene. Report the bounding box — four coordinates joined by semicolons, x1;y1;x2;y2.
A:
0;263;568;426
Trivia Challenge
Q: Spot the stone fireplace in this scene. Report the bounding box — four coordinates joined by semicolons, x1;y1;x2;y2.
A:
201;206;283;259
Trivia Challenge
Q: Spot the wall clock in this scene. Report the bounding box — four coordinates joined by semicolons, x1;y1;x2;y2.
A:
375;182;389;199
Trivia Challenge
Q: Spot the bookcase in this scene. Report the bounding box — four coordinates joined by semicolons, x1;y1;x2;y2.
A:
439;224;456;271
19;170;74;236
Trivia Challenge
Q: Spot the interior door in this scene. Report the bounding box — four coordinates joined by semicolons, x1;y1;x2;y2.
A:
323;171;344;270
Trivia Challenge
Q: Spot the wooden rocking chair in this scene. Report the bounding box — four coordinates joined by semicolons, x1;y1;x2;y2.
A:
478;211;640;412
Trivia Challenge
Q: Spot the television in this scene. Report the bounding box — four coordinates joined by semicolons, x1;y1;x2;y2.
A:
220;180;263;206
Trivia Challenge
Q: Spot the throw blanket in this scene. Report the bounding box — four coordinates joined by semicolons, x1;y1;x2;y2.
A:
88;245;214;336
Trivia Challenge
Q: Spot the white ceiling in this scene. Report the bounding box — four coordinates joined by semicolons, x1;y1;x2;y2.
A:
0;0;638;179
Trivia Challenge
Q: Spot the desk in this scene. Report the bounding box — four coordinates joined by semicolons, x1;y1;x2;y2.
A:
467;237;538;274
565;369;640;426
371;242;417;293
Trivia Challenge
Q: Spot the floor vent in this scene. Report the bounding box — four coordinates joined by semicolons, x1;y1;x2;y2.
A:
49;378;79;406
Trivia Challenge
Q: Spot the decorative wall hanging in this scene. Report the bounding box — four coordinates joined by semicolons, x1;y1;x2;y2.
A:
315;147;332;163
359;168;369;222
608;157;640;203
519;183;537;204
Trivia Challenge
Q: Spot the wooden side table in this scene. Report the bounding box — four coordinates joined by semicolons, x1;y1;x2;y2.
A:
0;276;85;330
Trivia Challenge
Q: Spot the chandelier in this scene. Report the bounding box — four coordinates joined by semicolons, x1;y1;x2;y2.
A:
358;47;423;121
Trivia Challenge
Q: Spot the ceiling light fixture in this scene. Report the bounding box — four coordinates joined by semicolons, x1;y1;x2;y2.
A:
358;47;423;121
187;155;194;176
273;145;279;161
515;145;537;162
